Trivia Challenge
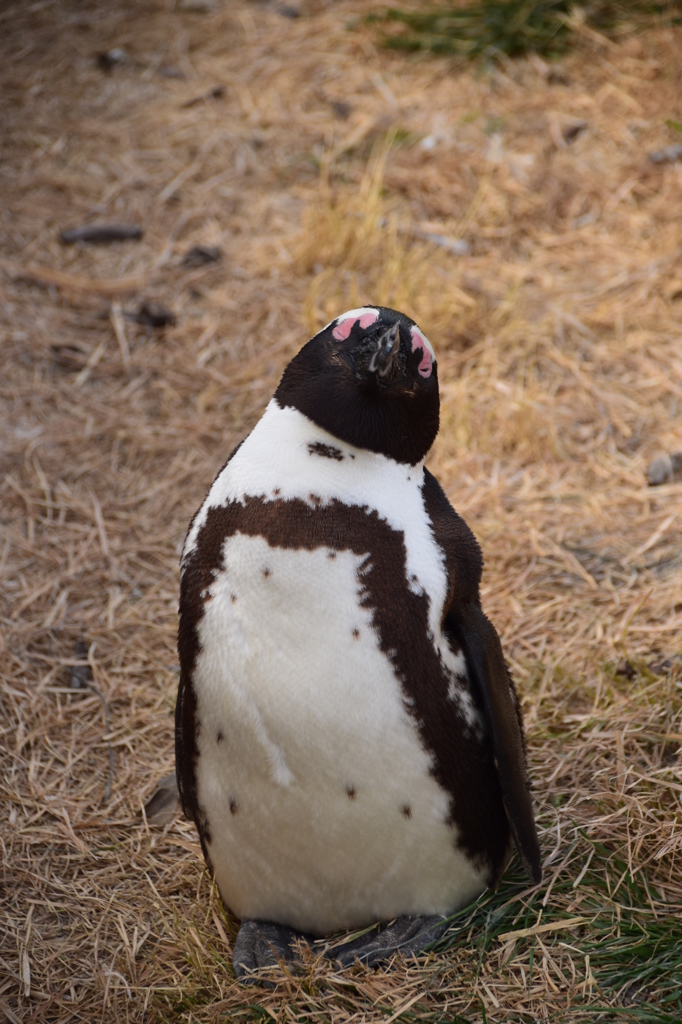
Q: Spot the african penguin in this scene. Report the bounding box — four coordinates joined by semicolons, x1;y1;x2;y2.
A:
176;305;541;977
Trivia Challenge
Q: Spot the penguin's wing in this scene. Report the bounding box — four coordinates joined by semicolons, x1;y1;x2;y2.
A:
445;602;542;884
422;468;541;883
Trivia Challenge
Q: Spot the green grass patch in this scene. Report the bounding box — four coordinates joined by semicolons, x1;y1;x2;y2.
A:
431;836;682;1021
366;1;682;61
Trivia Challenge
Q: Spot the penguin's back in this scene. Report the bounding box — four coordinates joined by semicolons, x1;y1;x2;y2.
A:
177;400;510;935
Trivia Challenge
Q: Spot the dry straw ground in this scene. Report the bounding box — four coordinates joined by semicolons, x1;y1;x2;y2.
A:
1;1;682;1021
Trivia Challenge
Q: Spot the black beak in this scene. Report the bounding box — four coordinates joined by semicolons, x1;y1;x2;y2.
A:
368;323;401;378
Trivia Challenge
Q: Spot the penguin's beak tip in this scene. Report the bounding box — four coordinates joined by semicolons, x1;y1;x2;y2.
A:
368;323;401;378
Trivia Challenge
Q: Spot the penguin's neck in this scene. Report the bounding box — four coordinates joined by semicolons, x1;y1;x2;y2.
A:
185;401;428;562
192;399;427;529
182;399;447;648
247;400;426;490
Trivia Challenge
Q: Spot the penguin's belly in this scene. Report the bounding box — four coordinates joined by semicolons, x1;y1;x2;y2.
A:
193;533;488;935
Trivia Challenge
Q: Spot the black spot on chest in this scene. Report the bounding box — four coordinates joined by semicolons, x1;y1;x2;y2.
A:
308;441;344;461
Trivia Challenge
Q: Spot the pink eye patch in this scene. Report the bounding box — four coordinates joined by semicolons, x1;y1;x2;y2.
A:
332;311;379;340
410;326;433;378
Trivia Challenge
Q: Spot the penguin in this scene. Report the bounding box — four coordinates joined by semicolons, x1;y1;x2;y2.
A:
176;305;541;978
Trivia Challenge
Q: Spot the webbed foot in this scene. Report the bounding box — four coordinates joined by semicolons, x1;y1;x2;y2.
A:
322;914;448;968
232;920;314;984
232;915;449;983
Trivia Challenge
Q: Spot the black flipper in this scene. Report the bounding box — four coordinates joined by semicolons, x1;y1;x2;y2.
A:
422;468;541;883
447;602;542;884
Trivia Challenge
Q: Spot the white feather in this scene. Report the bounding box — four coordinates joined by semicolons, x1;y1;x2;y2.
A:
194;538;486;935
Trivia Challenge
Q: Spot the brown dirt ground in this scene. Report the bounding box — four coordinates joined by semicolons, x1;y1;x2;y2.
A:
1;1;681;1021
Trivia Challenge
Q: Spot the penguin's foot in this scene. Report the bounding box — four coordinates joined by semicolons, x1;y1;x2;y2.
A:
232;916;449;983
232;920;314;984
322;915;448;969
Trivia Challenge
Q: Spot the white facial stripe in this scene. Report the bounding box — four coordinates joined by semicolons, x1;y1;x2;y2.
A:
410;325;436;361
319;306;380;336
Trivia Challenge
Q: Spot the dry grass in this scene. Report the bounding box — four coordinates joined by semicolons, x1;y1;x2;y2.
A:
1;0;682;1021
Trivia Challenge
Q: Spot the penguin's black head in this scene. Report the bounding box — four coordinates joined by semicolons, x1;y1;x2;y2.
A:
274;305;439;465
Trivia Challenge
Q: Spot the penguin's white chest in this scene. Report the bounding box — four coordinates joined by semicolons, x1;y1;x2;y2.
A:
193;532;487;935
